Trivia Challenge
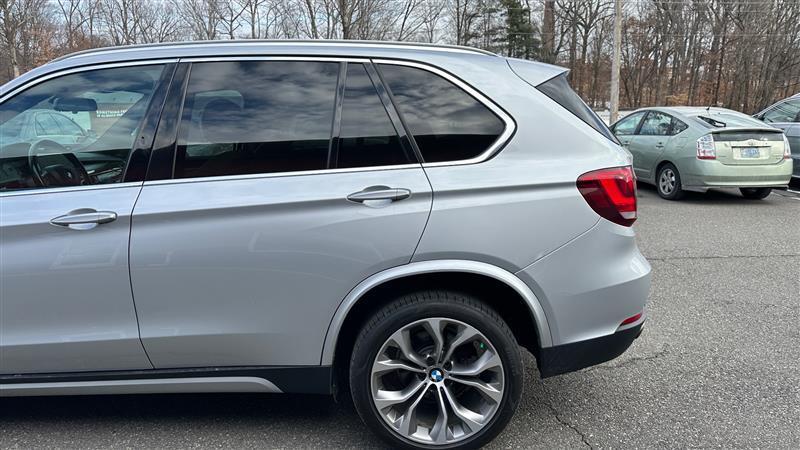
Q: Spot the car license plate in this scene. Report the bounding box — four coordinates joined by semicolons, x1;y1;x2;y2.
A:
740;147;760;158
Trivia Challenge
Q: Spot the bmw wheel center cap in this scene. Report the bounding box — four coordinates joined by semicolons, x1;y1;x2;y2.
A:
429;368;444;382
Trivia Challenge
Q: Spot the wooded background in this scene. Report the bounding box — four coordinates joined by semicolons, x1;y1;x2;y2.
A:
2;0;799;113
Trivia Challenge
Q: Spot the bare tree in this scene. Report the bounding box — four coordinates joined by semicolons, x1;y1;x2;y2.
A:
180;0;221;40
419;0;445;43
1;0;54;78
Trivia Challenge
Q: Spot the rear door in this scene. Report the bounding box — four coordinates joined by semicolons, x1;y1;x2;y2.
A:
129;59;432;368
0;63;172;374
629;111;674;178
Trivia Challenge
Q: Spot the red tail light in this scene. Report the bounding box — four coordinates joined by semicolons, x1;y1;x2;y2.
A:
620;312;643;326
577;166;637;227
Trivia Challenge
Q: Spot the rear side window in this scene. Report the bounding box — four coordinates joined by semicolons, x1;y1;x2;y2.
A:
537;73;617;143
671;118;688;135
639;111;673;136
336;63;411;168
378;64;505;163
174;61;338;179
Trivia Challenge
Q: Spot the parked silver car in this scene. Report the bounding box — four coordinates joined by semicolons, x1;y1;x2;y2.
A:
0;41;650;449
754;93;800;181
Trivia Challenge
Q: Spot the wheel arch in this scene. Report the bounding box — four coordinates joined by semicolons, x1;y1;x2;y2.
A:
654;159;678;180
320;260;553;369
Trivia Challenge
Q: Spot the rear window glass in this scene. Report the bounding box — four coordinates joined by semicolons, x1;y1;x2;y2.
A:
694;112;767;129
536;73;618;143
378;64;505;163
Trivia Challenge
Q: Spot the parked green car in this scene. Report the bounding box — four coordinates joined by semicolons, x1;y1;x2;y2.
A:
610;107;793;200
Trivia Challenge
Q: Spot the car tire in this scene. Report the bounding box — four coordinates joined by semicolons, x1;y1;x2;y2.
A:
349;291;523;450
656;163;685;200
739;187;772;200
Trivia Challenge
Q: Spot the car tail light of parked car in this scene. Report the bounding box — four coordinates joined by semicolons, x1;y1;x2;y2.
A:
577;166;637;227
697;134;716;159
784;134;792;159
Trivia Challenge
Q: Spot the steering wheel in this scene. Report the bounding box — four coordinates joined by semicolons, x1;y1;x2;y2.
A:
27;139;90;188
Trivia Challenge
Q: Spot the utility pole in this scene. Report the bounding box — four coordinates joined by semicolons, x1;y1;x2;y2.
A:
610;0;622;123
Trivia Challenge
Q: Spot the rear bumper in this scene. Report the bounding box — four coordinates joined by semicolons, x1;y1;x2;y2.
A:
537;323;643;378
515;219;651;349
681;157;792;188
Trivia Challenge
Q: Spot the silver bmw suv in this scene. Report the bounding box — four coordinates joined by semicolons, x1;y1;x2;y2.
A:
0;41;650;449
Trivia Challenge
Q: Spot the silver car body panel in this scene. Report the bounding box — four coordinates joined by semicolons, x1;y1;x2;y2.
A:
130;167;432;367
0;184;152;374
516;219;651;345
1;41;650;393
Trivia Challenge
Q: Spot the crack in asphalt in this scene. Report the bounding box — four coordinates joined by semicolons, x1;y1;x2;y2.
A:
543;398;593;449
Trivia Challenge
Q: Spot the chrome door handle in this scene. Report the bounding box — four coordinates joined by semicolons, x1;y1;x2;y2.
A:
51;210;117;227
347;187;411;203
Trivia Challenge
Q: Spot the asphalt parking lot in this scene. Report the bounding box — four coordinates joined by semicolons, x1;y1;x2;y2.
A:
1;186;798;449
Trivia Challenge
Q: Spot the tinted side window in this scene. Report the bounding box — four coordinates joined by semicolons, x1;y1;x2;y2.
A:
0;64;165;191
763;99;800;123
639;111;672;136
612;112;645;136
378;64;505;163
671;118;688;135
336;63;410;169
537;73;618;143
175;61;339;179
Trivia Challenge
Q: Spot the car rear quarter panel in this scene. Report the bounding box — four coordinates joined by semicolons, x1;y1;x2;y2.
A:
410;55;630;273
409;57;648;347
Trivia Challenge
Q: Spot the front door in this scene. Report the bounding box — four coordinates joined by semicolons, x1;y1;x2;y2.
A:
611;111;646;175
0;63;170;374
129;59;433;368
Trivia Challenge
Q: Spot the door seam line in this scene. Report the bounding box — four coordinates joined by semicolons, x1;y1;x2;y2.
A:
127;184;156;369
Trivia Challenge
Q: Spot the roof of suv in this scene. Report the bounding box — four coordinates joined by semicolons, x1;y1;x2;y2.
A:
2;40;567;103
51;40;499;64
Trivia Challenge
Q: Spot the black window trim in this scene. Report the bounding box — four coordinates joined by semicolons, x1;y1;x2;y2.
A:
329;61;419;169
363;61;420;165
123;62;177;182
0;59;178;198
146;62;189;182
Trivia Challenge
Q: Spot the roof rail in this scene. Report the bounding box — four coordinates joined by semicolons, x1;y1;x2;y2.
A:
51;39;498;63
